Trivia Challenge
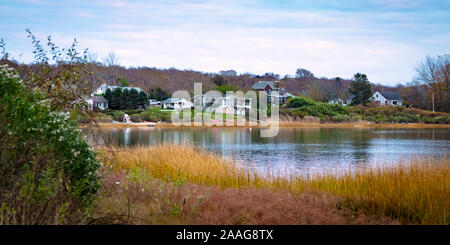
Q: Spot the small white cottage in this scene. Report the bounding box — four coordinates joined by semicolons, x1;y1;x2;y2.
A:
371;91;402;106
86;96;109;110
161;98;192;110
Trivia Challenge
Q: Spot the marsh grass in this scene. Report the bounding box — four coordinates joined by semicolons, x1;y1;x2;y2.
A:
98;145;450;224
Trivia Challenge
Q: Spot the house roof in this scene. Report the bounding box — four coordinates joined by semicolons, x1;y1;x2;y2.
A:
92;96;108;103
102;84;143;93
379;92;402;100
251;81;276;90
109;85;143;92
161;98;188;103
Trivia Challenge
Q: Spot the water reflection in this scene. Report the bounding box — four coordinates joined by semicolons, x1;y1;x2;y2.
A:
94;127;450;173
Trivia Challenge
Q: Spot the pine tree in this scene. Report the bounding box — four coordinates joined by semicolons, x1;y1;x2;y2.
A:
129;88;139;109
110;87;122;109
138;91;148;108
121;89;130;109
349;73;372;105
148;87;169;101
104;88;112;104
118;78;129;87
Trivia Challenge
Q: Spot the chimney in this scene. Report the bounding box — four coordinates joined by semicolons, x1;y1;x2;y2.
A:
273;80;279;88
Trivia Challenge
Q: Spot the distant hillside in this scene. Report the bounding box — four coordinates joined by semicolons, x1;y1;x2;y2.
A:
76;63;400;98
8;60;435;110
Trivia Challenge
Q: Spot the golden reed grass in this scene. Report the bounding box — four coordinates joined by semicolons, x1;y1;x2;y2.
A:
99;145;450;224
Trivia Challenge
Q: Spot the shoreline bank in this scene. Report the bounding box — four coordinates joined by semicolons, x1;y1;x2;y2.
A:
83;121;450;129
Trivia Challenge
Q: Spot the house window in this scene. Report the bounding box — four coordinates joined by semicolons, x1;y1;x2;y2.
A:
393;101;397;105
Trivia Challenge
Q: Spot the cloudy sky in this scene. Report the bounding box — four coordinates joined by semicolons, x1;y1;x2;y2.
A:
0;0;449;85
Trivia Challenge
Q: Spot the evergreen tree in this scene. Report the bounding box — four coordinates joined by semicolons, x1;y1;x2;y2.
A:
349;73;372;105
129;88;139;109
148;87;170;101
121;89;130;109
138;91;148;108
211;75;227;86
110;87;122;109
104;88;112;104
118;78;129;87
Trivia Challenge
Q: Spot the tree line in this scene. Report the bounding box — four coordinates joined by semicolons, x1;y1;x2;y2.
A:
1;33;449;112
103;87;148;110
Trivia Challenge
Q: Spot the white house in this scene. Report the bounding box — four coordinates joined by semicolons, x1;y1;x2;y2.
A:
371;91;402;106
148;99;161;106
216;94;252;115
86;96;109;110
161;98;192;110
92;83;143;96
329;95;354;106
192;94;252;115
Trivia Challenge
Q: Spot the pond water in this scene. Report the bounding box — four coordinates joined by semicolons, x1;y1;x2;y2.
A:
94;127;450;173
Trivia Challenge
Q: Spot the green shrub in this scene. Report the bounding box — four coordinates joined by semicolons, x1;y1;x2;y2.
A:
434;116;447;124
397;116;409;123
123;109;144;115
291;108;308;118
285;96;348;121
0;65;101;224
130;114;142;122
422;117;435;124
144;107;172;122
286;96;315;108
139;111;151;121
408;114;420;123
112;111;125;122
349;114;362;121
364;115;374;122
331;114;350;122
375;115;389;123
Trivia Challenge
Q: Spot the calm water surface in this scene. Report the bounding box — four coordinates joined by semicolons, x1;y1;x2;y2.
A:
95;127;450;173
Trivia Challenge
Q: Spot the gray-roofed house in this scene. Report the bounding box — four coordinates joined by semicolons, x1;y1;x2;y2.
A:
371;91;402;106
251;80;292;104
251;81;276;91
86;96;109;110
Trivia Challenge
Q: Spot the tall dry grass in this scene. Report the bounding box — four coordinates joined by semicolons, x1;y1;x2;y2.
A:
98;145;450;224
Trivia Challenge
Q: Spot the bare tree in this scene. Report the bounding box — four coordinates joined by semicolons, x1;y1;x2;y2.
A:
103;51;120;66
295;68;315;80
415;54;450;112
87;51;99;64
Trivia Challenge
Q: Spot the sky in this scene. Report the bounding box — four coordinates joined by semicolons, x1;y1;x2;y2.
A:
0;0;449;85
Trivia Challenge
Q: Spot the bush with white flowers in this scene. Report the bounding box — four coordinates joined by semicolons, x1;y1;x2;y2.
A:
0;64;101;224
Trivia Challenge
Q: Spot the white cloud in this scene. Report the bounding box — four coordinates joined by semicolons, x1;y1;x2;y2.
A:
2;0;448;85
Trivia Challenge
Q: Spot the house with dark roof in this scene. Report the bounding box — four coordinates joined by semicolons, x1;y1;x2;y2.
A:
251;81;276;91
371;91;402;106
251;81;293;104
86;96;109;110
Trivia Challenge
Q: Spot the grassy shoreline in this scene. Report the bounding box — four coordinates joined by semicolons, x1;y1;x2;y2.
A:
94;145;450;225
86;121;450;129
